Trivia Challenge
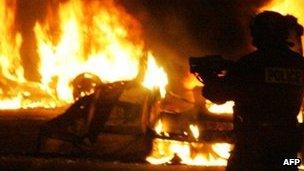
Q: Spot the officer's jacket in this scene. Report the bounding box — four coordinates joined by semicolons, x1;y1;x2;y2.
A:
203;46;304;126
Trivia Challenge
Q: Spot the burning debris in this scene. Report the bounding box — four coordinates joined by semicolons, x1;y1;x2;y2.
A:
37;81;138;150
145;101;234;166
37;50;169;159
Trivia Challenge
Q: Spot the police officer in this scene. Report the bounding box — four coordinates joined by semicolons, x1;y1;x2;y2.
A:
202;11;304;171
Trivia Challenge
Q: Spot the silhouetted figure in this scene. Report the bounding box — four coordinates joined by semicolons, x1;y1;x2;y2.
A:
203;11;304;171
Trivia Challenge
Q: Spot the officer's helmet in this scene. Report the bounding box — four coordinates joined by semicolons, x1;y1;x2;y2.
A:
251;11;289;48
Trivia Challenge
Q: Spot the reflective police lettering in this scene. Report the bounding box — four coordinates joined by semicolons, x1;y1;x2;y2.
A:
265;67;303;85
283;158;301;166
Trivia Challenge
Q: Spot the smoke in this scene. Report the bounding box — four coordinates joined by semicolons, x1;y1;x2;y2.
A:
120;0;273;57
119;0;272;92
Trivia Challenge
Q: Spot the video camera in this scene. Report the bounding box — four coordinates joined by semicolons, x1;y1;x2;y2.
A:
189;55;234;83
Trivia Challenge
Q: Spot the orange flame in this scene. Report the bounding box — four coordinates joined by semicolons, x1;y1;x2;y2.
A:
0;0;24;82
147;138;232;166
0;0;27;108
147;119;233;166
189;124;200;140
142;52;168;98
34;0;144;103
205;100;234;114
0;0;168;109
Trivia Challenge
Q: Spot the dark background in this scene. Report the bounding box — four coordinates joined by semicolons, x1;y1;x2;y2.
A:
120;0;271;92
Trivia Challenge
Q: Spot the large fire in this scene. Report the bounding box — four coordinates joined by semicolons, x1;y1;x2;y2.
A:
0;0;157;108
0;0;25;108
0;0;303;168
34;0;144;104
0;0;23;81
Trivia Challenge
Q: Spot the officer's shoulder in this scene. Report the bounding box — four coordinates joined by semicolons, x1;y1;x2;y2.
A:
237;50;304;65
288;50;304;63
290;51;304;62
